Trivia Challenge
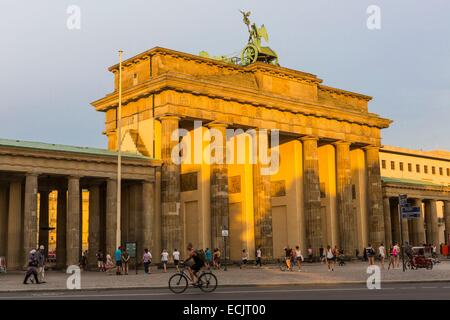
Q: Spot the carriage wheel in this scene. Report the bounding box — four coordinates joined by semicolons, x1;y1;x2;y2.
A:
241;44;258;65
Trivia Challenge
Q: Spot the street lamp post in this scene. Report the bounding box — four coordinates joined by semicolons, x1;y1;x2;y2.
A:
116;50;123;249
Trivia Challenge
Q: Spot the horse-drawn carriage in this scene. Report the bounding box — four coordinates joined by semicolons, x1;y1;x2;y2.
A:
406;246;433;270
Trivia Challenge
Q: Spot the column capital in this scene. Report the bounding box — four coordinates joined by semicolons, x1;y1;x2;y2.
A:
333;140;351;147
300;135;319;142
26;172;39;177
207;121;229;129
362;145;381;151
157;114;180;121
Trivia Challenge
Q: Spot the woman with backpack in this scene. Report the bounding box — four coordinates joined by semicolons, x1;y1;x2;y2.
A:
388;245;396;270
326;245;335;271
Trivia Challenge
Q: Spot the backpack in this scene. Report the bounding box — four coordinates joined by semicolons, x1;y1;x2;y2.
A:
195;249;206;262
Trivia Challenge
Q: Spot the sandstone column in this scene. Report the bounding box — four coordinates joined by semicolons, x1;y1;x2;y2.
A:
23;174;38;267
7;181;22;269
411;198;425;245
209;122;230;252
142;181;155;251
38;190;50;251
106;178;118;256
390;198;400;244
56;189;67;269
67;176;80;266
160;115;182;253
334;141;356;256
364;146;385;247
444;201;450;245
302;136;323;255
429;199;439;246
253;152;273;259
88;185;101;266
0;183;8;257
383;197;392;247
401;216;410;244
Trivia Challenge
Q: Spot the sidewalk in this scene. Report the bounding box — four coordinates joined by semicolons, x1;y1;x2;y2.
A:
1;260;449;292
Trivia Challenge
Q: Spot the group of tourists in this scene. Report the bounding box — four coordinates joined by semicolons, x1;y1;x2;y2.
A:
23;245;46;285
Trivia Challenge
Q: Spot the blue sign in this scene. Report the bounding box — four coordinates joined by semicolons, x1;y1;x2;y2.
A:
401;206;421;219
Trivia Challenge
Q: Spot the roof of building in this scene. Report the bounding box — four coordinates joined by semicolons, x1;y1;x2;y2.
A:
0;138;150;160
381;145;450;161
381;176;445;188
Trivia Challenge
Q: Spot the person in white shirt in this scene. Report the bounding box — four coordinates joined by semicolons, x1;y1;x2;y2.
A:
393;243;401;268
172;249;181;272
378;243;386;269
255;247;262;267
295;246;303;271
161;249;169;273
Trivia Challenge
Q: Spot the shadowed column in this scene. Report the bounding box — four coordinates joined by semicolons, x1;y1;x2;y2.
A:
67;176;80;266
364;146;385;248
383;197;392;247
445;201;450;245
0;183;8;257
56;189;67;269
302;136;322;255
429;199;439;246
209;122;230;252
160;115;182;253
88;185;100;267
335;141;356;256
106;178;118;257
142;181;155;251
7;181;22;269
38;190;50;251
23;174;38;268
413;199;426;245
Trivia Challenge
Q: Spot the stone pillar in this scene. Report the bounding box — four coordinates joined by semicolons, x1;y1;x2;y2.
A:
444;201;450;245
38;190;50;252
364;146;385;247
401;215;410;245
429;199;439;246
334;141;356;256
23;174;38;267
67;176;80;266
383;197;392;247
209;122;230;252
253;161;273;259
142;181;155;251
390;198;400;244
0;183;8;257
160;115;182;253
88;185;101;266
7;181;22;269
106;178;118;257
410;199;424;245
301;136;323;255
56;189;67;269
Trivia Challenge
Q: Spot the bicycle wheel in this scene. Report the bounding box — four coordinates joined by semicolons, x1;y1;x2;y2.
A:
198;272;218;293
169;273;189;294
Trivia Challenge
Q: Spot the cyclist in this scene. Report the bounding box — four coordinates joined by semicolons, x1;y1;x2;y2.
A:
185;243;205;285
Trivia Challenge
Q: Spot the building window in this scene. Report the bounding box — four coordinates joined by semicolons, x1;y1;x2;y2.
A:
390;161;395;170
432;166;436;175
320;183;326;199
399;162;404;171
424;165;428;174
447;168;450;176
439;167;443;175
133;73;138;85
408;163;412;172
352;184;356;200
416;164;420;173
381;160;386;169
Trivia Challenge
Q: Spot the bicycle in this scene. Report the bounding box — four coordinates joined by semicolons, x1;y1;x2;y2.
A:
168;263;218;294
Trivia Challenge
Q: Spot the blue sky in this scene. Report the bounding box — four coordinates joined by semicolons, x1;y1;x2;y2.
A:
1;0;449;150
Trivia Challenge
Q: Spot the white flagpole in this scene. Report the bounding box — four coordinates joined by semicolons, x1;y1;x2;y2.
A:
116;50;123;249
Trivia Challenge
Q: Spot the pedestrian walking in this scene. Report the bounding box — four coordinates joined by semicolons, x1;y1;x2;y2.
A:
96;249;105;272
307;246;313;263
23;250;40;284
37;245;46;283
204;248;212;269
114;246;122;275
387;245;395;270
142;248;152;274
240;249;248;269
366;244;375;266
173;248;181;272
319;246;325;264
378;243;386;269
213;248;221;270
255;247;262;267
295;246;303;271
325;245;335;271
393;243;400;268
80;250;88;271
284;247;293;271
161;249;169;272
105;254;115;273
122;248;130;275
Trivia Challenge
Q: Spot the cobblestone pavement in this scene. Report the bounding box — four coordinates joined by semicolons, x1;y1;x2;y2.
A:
1;260;449;292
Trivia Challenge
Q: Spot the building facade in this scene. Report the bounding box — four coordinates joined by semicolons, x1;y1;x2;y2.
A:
1;47;449;269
